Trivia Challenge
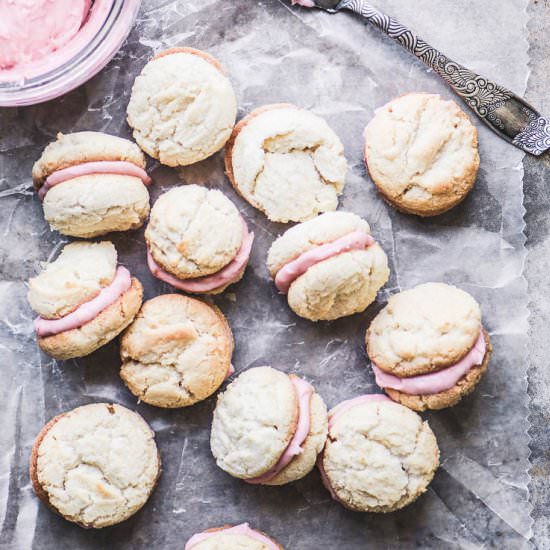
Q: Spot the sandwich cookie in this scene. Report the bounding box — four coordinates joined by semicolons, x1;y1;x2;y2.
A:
28;241;143;360
366;282;491;411
211;366;328;486
30;403;160;528
146;185;254;295
225;104;347;223
32;132;151;237
267;211;389;321
318;395;439;512
120;294;234;408
127;47;237;167
185;524;283;550
364;93;480;216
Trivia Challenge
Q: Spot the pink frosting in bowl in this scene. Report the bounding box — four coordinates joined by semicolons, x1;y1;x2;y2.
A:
34;266;131;337
372;331;487;395
185;523;279;550
274;231;375;294
246;376;313;485
38;160;152;200
148;219;254;294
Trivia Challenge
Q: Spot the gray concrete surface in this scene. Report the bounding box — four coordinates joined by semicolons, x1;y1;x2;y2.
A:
526;2;550;548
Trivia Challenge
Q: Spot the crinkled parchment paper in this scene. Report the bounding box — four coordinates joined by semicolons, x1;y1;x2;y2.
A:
0;0;532;548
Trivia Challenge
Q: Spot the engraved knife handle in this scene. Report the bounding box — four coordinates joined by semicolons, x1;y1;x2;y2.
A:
338;0;550;155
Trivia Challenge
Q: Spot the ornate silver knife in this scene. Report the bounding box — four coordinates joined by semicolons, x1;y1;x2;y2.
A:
295;0;550;156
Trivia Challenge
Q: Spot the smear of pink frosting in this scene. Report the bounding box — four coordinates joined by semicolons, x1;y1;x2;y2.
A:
372;331;487;395
246;377;314;485
185;523;280;550
274;231;375;294
225;364;235;380
38;161;152;200
34;266;131;337
147;219;254;294
318;394;391;502
291;0;315;6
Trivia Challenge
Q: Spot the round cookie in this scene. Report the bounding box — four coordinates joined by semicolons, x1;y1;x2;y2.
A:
267;211;389;321
185;524;284;550
145;185;253;294
127;47;237;167
30;403;160;528
29;241;143;360
210;367;328;485
120;294;234;408
225;104;347;223
364;93;480;216
32;132;151;238
366;282;491;411
319;396;439;512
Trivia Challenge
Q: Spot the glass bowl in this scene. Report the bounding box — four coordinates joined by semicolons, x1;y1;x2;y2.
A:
0;0;141;107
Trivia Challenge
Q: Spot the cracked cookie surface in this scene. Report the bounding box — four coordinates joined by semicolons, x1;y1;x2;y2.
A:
30;403;160;528
322;400;439;512
210;367;298;479
364;93;479;217
367;282;482;377
145;185;243;279
226;104;347;223
28;241;117;320
127;49;237;167
120;294;233;408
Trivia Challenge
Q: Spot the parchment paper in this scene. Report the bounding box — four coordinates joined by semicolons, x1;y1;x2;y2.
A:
0;1;532;548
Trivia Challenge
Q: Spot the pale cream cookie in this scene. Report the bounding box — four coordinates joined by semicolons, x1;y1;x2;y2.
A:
33;131;151;238
30;403;160;528
127;47;237;167
267;211;389;321
364;93;480;216
210;366;327;485
120;294;234;408
320;397;439;512
366;282;491;410
29;241;143;360
185;524;284;550
225;104;347;223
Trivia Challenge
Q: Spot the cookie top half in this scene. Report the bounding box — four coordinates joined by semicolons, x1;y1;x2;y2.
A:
367;282;482;377
28;241;117;320
364;93;479;216
127;48;237;167
30;403;160;528
226;104;347;223
145;185;243;279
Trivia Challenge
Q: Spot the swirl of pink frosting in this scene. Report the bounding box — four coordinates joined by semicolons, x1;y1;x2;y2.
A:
148;219;254;294
185;523;280;550
274;231;375;294
34;266;131;337
246;376;313;485
372;331;487;395
38;161;152;200
318;394;391;502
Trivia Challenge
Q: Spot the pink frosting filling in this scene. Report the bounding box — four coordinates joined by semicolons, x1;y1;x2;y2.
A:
34;266;131;337
38;161;152;200
225;364;236;380
148;219;254;294
318;394;391;502
372;331;487;395
185;523;280;550
246;377;314;485
274;231;375;294
291;0;315;6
